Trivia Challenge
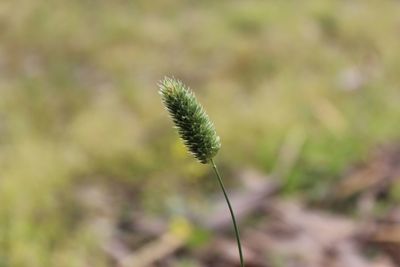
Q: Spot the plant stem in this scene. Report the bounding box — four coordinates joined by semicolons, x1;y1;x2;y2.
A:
210;158;244;267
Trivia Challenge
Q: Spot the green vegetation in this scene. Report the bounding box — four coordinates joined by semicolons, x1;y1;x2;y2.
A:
159;77;221;164
0;0;399;266
159;77;244;267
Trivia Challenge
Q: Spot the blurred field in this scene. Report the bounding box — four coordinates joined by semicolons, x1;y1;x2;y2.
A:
0;0;400;266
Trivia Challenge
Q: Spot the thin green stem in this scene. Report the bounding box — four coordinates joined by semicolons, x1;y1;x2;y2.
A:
210;158;244;267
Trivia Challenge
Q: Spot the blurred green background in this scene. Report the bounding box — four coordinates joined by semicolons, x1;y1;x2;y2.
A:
0;0;399;266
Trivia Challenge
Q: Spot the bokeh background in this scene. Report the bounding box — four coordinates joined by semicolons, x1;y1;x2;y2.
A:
1;1;400;266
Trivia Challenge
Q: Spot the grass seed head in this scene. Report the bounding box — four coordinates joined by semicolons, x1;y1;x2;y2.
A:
159;77;221;164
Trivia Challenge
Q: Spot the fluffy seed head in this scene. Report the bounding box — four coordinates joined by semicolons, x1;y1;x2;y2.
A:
159;77;221;164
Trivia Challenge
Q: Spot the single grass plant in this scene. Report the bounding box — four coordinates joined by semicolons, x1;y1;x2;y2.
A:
159;77;245;267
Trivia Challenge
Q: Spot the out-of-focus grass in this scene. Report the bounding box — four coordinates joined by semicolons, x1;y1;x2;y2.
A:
0;0;400;266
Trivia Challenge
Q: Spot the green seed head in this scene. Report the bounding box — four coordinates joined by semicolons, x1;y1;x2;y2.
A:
159;77;221;164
